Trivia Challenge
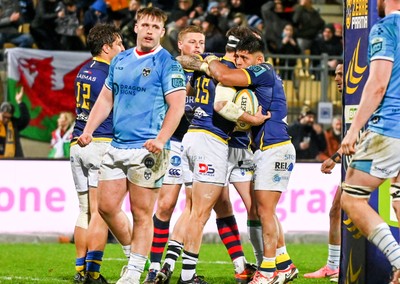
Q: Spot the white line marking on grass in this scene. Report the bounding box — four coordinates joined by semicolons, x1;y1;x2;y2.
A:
0;276;69;282
103;258;231;265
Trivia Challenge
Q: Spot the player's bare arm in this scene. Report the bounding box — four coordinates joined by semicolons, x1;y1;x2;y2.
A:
77;86;113;147
206;57;249;87
176;54;205;72
341;60;392;155
144;89;186;153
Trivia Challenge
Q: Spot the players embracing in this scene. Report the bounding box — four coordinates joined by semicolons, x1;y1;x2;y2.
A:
202;35;297;284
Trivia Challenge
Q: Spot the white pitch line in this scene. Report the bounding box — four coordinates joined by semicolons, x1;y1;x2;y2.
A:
103;258;232;265
0;276;69;282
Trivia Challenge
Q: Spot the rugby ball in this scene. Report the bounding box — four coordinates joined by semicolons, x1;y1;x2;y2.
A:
232;89;258;131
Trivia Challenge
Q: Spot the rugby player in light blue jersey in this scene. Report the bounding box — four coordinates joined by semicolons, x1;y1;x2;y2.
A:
144;25;205;284
70;23;125;284
206;36;296;284
77;7;186;284
340;0;400;282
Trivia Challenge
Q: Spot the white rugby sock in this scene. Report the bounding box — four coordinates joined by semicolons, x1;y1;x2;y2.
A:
368;223;400;269
327;244;340;270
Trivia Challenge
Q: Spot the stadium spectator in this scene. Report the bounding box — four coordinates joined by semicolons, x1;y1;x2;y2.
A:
143;24;205;284
310;24;343;74
0;87;30;158
48;111;75;158
30;0;62;50
247;14;263;33
70;23;126;283
55;0;86;51
83;0;108;37
0;0;34;48
202;14;226;53
292;0;325;53
288;106;327;161
120;0;142;48
77;7;186;284
164;10;189;56
276;23;301;80
261;0;291;54
106;0;130;28
317;114;342;161
19;0;36;23
172;0;205;26
305;63;343;282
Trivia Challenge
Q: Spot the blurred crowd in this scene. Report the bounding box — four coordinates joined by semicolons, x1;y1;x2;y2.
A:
1;0;343;62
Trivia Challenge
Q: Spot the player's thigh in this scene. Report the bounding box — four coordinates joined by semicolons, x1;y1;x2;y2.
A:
128;182;159;221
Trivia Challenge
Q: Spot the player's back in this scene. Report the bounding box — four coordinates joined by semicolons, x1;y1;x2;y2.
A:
246;62;291;148
73;58;113;139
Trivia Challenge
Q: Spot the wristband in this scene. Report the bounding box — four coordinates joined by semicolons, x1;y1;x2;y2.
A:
330;152;341;163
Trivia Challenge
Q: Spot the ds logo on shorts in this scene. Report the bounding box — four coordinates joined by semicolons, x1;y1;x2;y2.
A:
198;163;215;176
168;168;181;177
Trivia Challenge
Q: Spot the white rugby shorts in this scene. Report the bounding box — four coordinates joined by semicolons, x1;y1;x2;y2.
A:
99;145;169;189
253;142;295;192
70;141;110;193
182;131;228;185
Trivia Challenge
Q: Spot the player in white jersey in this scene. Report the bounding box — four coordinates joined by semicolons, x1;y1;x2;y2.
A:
70;23;125;284
340;0;400;282
77;7;186;284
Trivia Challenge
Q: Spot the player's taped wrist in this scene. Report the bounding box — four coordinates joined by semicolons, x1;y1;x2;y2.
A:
330;152;341;163
200;62;209;73
217;101;245;122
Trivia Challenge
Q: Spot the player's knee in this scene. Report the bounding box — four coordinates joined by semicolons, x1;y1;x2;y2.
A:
76;211;89;229
341;182;374;198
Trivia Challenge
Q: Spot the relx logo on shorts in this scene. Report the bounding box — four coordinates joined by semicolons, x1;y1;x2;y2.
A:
198;163;215;176
274;162;294;171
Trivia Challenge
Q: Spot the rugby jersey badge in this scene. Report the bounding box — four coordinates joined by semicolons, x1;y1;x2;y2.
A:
142;68;151;77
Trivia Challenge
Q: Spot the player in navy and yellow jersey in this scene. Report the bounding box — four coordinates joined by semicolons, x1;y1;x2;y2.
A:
168;28;268;284
205;36;296;284
144;25;205;284
339;0;400;282
69;23;125;284
78;7;186;284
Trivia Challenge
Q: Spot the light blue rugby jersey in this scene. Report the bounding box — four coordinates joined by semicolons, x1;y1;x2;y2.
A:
367;11;400;138
105;46;186;149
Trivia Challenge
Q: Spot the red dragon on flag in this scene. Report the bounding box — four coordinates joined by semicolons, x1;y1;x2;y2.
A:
6;48;91;142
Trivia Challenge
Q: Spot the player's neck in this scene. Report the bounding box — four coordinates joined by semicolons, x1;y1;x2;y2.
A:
136;45;159;56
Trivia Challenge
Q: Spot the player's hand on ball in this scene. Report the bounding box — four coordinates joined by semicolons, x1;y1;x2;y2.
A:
252;107;270;125
77;133;92;147
144;139;164;154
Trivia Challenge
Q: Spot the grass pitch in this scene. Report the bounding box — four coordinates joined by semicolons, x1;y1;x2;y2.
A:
0;243;332;283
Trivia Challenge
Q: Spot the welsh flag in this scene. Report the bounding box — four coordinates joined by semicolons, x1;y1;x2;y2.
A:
6;48;91;141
